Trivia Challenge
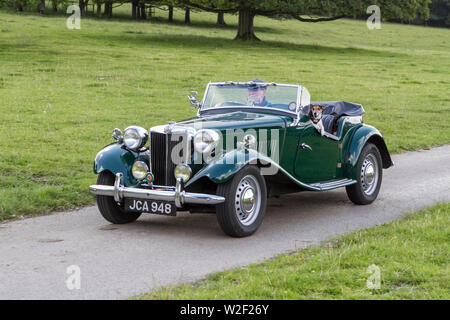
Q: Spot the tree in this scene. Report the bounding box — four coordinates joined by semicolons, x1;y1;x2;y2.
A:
179;0;431;40
428;0;450;26
104;0;112;18
78;0;89;16
168;3;174;22
185;7;191;23
131;0;138;19
217;11;226;25
36;0;45;13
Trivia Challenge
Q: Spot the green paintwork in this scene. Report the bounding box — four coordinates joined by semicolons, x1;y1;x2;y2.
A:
93;143;149;187
93;109;392;192
343;124;393;180
176;111;290;131
186;148;266;186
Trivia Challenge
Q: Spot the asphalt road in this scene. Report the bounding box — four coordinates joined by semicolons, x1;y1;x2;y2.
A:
0;146;449;299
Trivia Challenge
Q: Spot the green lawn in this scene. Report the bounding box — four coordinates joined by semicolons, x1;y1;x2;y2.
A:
0;7;449;220
139;203;449;300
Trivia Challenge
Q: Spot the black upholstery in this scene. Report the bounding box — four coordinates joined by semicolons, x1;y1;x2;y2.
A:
321;114;336;134
304;101;365;135
317;101;365;118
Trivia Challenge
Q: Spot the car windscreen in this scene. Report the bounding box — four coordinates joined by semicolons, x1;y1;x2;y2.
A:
202;84;298;113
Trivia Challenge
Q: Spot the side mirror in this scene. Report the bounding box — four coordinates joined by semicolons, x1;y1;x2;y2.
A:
188;91;201;109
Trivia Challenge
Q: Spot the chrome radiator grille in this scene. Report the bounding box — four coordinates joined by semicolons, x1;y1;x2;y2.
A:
150;131;186;186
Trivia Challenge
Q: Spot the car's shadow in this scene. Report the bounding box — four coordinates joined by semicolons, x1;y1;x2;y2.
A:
107;189;351;239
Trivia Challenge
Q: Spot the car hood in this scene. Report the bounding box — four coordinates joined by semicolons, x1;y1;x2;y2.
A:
173;111;292;131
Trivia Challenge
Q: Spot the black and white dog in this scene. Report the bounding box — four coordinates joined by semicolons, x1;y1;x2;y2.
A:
309;104;326;136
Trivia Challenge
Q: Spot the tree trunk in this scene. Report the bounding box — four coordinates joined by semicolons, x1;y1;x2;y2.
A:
184;8;190;24
148;6;152;18
168;5;173;23
37;0;46;14
96;4;101;17
137;2;141;19
234;9;259;40
52;0;57;12
104;2;112;18
217;12;226;25
140;3;146;20
132;0;138;19
16;2;23;12
79;0;85;16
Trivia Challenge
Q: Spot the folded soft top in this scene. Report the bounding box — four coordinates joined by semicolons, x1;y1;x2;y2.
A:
313;101;365;117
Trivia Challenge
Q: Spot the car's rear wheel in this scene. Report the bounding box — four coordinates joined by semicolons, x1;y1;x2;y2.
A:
96;171;141;224
346;143;383;205
216;166;267;237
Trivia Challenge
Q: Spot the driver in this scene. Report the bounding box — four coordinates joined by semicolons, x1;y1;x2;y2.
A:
247;79;270;107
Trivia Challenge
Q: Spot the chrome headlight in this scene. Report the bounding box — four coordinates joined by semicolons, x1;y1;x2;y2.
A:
123;126;148;150
194;129;220;154
132;161;149;180
174;164;192;182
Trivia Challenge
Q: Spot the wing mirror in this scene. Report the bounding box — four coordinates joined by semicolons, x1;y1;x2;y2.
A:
188;91;201;109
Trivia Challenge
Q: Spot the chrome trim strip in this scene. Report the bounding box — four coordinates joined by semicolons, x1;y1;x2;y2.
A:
174;178;183;207
113;172;123;203
309;178;355;189
89;173;225;208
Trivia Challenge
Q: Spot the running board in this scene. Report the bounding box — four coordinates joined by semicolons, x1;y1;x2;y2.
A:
308;178;356;191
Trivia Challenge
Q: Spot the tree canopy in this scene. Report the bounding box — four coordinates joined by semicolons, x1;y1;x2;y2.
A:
1;0;434;39
178;0;431;40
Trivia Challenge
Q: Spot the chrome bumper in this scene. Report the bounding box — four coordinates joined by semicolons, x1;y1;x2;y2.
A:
89;173;225;208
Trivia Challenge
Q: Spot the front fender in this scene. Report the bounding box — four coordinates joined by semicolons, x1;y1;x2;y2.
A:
186;149;273;187
93;143;141;187
345;125;393;179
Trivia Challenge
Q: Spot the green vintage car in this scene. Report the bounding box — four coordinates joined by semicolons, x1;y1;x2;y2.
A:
89;80;393;237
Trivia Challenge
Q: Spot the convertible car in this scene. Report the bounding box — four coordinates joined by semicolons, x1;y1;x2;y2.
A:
89;80;393;237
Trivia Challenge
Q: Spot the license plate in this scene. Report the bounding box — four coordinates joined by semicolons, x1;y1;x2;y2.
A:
124;198;176;216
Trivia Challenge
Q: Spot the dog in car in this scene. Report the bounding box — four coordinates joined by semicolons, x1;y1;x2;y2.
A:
309;104;326;136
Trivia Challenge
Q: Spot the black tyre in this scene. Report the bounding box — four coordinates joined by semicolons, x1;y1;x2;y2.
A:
346;143;383;205
96;171;141;224
216;166;267;237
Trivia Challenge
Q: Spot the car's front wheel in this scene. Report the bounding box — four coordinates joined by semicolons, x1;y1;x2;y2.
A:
216;166;267;237
96;171;141;224
346;143;383;205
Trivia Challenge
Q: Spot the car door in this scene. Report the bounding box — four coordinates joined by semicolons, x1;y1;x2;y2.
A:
294;120;339;182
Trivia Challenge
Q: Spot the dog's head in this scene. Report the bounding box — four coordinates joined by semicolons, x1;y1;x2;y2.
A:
309;104;325;123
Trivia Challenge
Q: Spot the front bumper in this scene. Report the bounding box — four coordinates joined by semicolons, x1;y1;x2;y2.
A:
89;173;225;208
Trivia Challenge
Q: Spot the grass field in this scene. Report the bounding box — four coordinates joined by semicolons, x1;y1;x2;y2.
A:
0;7;449;220
139;203;449;300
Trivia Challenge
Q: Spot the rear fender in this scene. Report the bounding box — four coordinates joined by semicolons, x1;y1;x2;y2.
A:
345;125;393;179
